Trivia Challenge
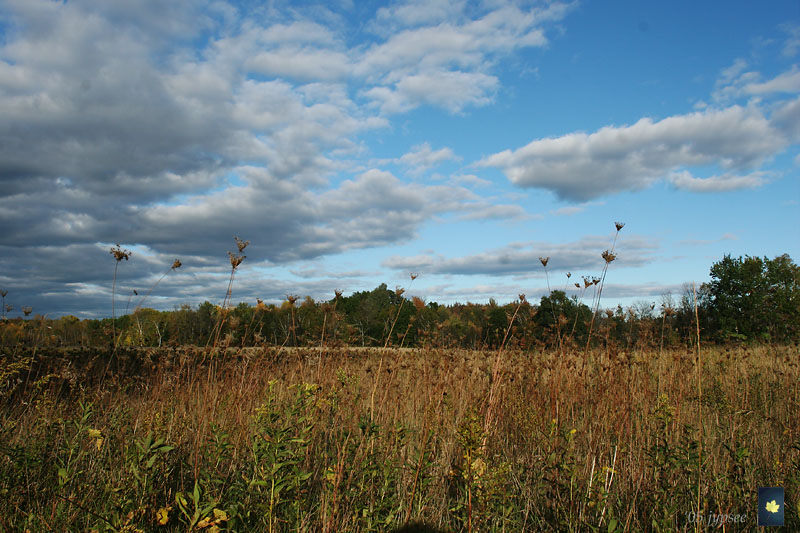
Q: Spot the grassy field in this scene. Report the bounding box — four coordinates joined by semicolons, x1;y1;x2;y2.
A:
1;344;798;531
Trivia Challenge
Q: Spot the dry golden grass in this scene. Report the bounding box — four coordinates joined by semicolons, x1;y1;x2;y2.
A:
1;343;798;531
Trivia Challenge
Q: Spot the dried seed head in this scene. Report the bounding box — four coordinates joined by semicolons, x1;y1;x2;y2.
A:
566;272;571;279
395;286;405;297
583;276;592;288
539;256;550;267
5;304;12;313
334;289;343;299
172;259;182;269
286;294;298;306
615;221;625;231
0;290;7;298
110;244;131;262
574;283;581;289
605;309;614;318
133;289;138;296
602;250;617;263
592;277;600;285
234;236;249;253
519;293;527;303
22;306;32;316
410;272;419;281
228;251;245;270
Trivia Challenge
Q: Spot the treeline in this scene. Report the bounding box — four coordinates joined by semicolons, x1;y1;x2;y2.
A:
1;254;798;349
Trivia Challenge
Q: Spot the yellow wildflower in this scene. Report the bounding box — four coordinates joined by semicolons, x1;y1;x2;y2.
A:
156;506;171;525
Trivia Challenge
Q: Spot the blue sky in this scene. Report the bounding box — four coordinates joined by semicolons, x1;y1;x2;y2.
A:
0;0;798;318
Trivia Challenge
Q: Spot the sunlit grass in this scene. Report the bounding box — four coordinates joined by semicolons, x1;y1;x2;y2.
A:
1;344;797;531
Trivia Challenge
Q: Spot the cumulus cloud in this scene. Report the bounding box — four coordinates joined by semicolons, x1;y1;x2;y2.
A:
479;104;790;201
382;234;658;276
0;0;566;204
713;60;800;103
126;168;482;263
373;0;468;31
0;0;577;316
395;143;459;174
668;170;768;192
742;66;800;95
363;70;500;114
448;174;491;187
456;204;529;221
0;161;494;318
782;23;800;57
357;1;573;113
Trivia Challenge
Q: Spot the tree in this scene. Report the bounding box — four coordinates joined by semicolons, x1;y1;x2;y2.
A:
340;284;406;346
701;254;800;343
534;290;592;347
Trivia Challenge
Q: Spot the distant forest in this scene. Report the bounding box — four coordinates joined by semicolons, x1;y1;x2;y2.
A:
1;254;798;348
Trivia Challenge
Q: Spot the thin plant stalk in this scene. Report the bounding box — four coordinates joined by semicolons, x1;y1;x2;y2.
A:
585;222;624;353
693;282;702;533
319;290;342;376
134;259;181;314
112;262;119;347
125;290;138;315
109;244;131;350
540;257;563;351
483;294;526;446
370;273;417;420
286;295;299;347
209;237;247;351
101;245;131;385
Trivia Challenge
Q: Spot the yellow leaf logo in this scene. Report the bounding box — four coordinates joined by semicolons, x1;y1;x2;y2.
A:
765;499;780;513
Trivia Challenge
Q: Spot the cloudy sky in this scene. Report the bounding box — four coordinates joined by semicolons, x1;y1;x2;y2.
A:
1;0;798;318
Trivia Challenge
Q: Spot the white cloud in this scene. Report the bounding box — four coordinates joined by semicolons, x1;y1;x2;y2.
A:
742;66;800;95
397;143;459;174
480;105;787;201
457;204;528;221
374;0;468;31
129;167;485;263
0;0;553;264
668;170;767;192
713;61;800;103
781;23;800;57
382;234;658;276
246;47;351;81
257;20;341;45
448;174;492;187
355;2;573;113
364;70;500;114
